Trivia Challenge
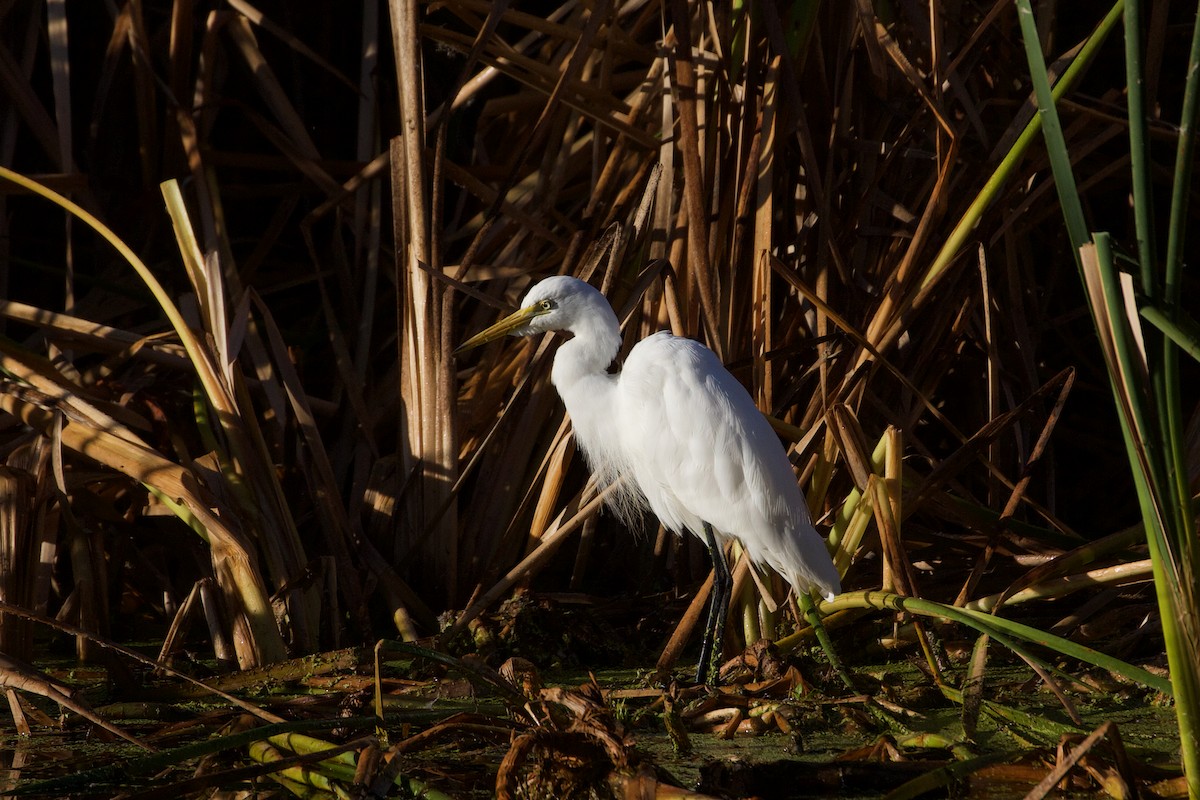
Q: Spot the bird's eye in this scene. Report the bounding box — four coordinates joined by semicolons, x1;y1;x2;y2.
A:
539;299;554;312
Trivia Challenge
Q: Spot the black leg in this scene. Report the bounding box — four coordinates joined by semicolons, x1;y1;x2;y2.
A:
695;522;731;685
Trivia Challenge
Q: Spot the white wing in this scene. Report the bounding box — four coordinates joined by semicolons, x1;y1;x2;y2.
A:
615;332;840;599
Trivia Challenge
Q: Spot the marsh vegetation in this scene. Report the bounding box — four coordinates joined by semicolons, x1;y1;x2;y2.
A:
0;1;1197;797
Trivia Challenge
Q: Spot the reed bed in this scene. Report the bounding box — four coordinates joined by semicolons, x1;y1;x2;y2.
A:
0;1;1196;796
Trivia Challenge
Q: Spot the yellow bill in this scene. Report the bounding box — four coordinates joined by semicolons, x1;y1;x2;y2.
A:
454;303;548;354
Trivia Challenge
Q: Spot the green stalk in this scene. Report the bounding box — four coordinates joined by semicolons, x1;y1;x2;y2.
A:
1123;0;1157;297
817;590;1171;695
1140;306;1200;362
917;0;1124;296
1163;2;1200;305
1156;5;1200;790
1087;236;1171;500
1088;238;1200;797
1159;0;1200;622
1013;0;1089;260
1012;3;1199;791
1125;1;1184;565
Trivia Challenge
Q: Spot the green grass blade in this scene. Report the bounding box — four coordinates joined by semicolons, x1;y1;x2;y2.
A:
1082;237;1200;798
1009;6;1200;781
1124;0;1158;296
1155;13;1200;793
822;591;1172;695
1164;4;1200;302
919;1;1123;295
1014;0;1090;263
1140;305;1200;363
940;685;1081;744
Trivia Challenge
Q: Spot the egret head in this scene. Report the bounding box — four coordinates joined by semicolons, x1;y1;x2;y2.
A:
456;276;616;353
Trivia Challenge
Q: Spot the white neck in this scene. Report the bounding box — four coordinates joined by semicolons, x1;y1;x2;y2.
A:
549;306;623;486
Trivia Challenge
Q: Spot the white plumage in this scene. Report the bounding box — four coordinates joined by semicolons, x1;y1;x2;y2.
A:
458;275;841;680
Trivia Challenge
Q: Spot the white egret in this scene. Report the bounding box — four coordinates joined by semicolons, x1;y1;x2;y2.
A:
457;276;841;682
